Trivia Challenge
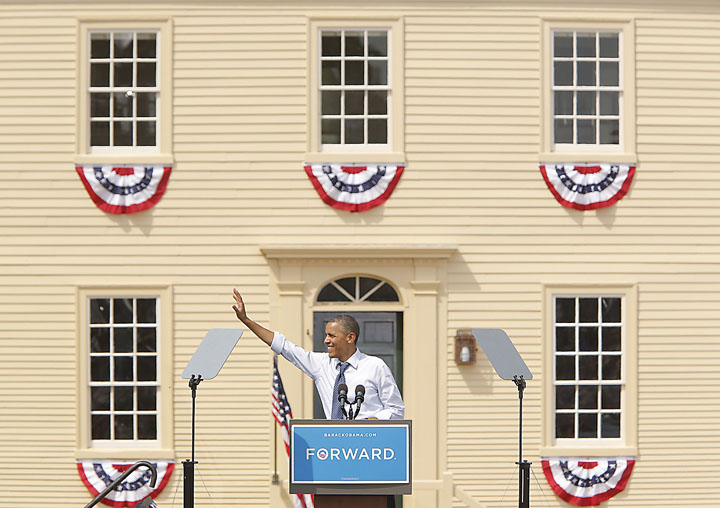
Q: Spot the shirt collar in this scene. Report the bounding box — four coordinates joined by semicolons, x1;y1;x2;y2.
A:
332;348;364;370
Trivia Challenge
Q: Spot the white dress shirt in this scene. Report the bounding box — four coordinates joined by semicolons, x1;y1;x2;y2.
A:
270;331;404;420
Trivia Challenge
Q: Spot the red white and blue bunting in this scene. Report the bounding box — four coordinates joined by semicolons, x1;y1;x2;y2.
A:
77;460;174;508
76;165;172;214
539;163;635;211
304;163;404;212
542;457;635;506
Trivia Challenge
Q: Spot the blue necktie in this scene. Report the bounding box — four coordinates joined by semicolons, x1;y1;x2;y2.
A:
330;362;350;419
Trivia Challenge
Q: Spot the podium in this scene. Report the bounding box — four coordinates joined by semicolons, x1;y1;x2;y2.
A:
289;420;412;508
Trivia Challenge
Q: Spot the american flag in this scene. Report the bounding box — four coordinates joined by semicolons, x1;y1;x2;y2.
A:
272;355;314;508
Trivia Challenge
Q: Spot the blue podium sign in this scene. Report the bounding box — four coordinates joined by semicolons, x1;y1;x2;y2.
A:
289;419;412;495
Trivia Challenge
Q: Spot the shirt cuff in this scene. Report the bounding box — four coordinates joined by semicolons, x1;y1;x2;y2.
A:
270;331;285;354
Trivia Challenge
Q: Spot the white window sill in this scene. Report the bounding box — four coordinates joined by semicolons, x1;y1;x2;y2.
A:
75;153;175;165
76;447;176;460
304;151;406;164
539;152;637;164
540;445;637;457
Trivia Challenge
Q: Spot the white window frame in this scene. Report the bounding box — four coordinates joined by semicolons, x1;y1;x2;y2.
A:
76;19;173;166
87;30;160;153
77;286;174;459
306;17;405;165
542;284;637;457
540;18;636;165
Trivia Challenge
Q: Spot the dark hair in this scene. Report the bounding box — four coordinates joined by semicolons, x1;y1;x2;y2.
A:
329;314;360;344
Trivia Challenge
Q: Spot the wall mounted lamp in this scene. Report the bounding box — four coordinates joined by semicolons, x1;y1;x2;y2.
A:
454;328;477;365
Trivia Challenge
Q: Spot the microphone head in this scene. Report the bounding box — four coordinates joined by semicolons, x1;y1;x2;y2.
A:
338;383;348;395
355;384;366;402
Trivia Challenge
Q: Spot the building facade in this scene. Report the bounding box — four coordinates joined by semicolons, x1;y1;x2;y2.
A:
0;1;719;506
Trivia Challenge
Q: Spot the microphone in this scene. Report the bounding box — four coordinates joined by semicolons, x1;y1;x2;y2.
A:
353;385;366;419
338;383;348;419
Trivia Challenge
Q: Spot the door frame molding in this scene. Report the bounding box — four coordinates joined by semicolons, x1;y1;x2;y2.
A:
261;244;456;508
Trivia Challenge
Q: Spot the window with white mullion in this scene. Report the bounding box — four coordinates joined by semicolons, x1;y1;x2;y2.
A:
552;30;622;148
89;30;159;151
554;295;624;442
320;28;390;149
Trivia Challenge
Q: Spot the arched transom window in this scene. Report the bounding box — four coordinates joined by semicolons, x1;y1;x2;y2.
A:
316;276;399;303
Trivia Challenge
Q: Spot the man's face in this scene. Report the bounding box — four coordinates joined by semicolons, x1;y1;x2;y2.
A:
324;321;356;361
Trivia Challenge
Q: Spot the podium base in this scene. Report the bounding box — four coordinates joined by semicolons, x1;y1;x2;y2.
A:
314;494;387;508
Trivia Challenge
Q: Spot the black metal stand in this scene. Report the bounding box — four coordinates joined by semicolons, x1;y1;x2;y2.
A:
513;375;531;508
184;374;202;508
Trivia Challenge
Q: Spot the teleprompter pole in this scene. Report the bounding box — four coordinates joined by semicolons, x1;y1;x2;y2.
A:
184;374;202;508
513;375;530;508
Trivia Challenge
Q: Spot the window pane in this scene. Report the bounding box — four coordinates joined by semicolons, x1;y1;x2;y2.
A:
322;91;341;115
336;277;355;295
91;357;110;381
368;60;387;85
138;415;157;440
368;119;387;144
113;92;133;117
91;387;110;411
556;327;574;351
576;34;596;57
556;413;574;438
321;119;340;144
321;32;341;56
600;119;619;144
601;298;622;322
602;327;621;351
137;356;157;381
91;328;110;353
114;356;134;381
114;327;133;353
321;61;341;85
601;413;621;438
599;61;619;87
137;62;156;87
577;91;596;115
345;31;364;56
556;386;575;409
602;385;621;409
91;122;110;146
113;62;133;87
114;121;133;146
368;90;387;115
137;33;156;58
137;121;156;146
344;60;364;85
92;414;110;440
345;90;364;115
579;326;598;351
599;91;619;115
556;356;575;380
579;298;598;322
576;61;596;86
368;32;387;57
578;385;598;409
554;33;573;57
114;33;133;58
91;33;110;59
554;61;572;86
554;119;572;143
115;414;133;439
554;91;573;115
364;281;398;301
114;298;133;323
90;299;110;324
137;386;157;410
91;63;110;87
578;413;597;438
602;355;621;380
136;93;156;117
577;119;596;144
579;355;598;380
114;386;133;411
345;119;364;144
555;298;575;323
600;34;619;58
91;93;110;117
137;328;156;352
317;283;351;302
